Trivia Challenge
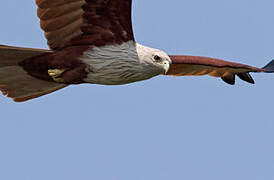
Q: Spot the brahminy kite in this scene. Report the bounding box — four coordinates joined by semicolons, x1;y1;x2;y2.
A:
0;0;273;102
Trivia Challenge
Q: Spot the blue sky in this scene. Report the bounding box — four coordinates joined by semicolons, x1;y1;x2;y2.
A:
1;0;274;180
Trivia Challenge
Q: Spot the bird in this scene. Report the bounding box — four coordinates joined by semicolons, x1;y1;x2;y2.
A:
0;0;274;102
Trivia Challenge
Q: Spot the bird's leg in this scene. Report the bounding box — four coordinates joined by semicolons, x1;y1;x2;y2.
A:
48;69;66;83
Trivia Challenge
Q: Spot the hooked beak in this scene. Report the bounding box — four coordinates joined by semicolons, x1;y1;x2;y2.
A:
163;60;171;74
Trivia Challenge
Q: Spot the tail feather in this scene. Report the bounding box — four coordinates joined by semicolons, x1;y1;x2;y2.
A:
0;45;67;102
0;45;51;67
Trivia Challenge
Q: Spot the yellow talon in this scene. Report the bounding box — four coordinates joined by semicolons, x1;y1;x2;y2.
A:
48;69;65;83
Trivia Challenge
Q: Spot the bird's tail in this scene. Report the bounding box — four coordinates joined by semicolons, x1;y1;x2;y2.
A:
0;45;67;102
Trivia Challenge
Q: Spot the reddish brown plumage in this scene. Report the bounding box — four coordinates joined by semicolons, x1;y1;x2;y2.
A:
0;45;68;102
169;55;265;72
167;55;266;84
19;46;91;84
36;0;134;50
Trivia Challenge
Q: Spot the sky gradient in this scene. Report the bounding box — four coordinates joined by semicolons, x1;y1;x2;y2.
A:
1;1;274;180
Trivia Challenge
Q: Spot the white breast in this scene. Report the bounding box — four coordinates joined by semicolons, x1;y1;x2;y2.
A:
80;41;161;85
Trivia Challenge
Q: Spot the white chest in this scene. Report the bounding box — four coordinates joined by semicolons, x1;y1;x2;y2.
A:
79;42;161;85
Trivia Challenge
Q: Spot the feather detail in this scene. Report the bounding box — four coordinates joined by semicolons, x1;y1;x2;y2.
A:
36;0;134;50
167;55;266;85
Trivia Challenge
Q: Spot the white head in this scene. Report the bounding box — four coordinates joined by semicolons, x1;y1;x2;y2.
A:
136;43;171;74
81;41;172;85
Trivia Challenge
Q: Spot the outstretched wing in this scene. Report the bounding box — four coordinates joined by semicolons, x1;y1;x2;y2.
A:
167;55;268;85
36;0;134;50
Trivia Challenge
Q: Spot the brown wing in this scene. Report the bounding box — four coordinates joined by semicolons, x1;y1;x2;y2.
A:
167;55;267;85
36;0;134;50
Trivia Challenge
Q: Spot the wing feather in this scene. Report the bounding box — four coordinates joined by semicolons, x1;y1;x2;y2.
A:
167;55;265;84
36;0;81;9
36;0;134;50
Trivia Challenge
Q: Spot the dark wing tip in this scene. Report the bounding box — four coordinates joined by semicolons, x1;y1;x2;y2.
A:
263;59;274;72
237;73;255;84
221;75;235;85
222;73;255;85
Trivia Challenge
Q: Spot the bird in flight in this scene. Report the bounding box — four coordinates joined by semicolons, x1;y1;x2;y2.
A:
0;0;273;102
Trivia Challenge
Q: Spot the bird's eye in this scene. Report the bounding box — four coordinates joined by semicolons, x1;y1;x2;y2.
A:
154;55;162;62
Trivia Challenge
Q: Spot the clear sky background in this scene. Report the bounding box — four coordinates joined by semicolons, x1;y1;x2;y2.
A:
0;0;274;180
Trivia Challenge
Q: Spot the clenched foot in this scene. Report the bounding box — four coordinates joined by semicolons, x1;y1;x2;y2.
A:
48;69;65;83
